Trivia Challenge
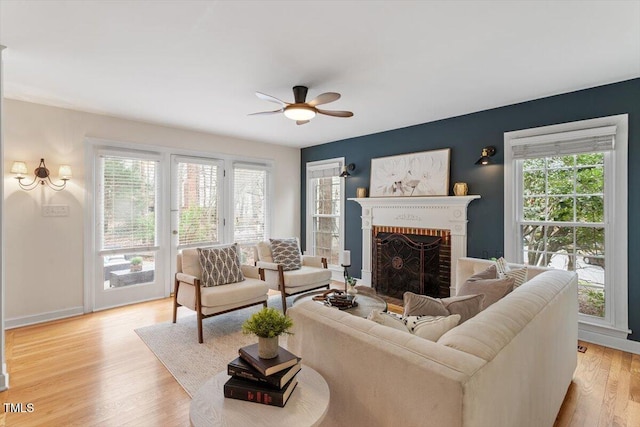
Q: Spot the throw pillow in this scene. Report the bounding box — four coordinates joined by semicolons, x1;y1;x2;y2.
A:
197;244;245;287
505;266;528;288
402;292;449;317
367;310;410;332
441;294;485;324
495;257;509;278
457;276;515;309
466;264;498;281
269;238;302;271
403;315;461;341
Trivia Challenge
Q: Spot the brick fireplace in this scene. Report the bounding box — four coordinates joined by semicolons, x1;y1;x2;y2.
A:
350;195;479;296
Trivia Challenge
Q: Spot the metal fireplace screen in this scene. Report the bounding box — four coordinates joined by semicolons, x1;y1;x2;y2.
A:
373;232;441;299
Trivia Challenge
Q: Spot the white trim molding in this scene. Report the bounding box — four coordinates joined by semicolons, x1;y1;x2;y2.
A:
504;114;629;347
5;306;84;330
349;196;480;293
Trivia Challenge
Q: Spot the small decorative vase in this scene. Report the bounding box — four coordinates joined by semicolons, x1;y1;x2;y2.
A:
258;336;279;359
453;182;468;196
347;285;358;295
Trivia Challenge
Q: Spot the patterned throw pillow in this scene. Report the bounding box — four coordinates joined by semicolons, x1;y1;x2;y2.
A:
403;314;461;341
269;238;302;271
495;257;509;278
197;244;245;287
505;266;528;288
367;310;410;332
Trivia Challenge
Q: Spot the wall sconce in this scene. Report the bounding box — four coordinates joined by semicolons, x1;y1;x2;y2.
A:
339;163;356;178
11;158;72;191
475;146;497;165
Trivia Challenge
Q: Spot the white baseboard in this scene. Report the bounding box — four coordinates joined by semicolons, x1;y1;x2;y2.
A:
5;306;84;329
579;329;640;355
0;364;8;391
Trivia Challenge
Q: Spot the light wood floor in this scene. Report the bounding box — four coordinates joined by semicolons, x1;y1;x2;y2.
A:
1;297;639;426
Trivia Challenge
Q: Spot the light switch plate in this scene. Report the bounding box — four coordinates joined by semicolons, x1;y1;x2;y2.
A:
42;205;70;217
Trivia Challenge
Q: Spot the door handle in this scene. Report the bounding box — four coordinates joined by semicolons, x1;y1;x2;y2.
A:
172;230;178;235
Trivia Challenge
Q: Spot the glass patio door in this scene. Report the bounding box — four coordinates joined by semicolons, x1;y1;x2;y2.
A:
93;150;166;310
170;155;224;286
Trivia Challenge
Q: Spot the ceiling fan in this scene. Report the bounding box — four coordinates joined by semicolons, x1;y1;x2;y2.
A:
250;85;353;125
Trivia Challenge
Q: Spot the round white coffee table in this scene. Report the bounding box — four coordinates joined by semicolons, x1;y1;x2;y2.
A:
190;365;329;427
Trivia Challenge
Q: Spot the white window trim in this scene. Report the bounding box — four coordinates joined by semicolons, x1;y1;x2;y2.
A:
306;158;345;279
504;114;629;345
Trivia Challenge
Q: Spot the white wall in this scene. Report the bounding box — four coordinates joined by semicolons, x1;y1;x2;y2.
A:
3;99;300;323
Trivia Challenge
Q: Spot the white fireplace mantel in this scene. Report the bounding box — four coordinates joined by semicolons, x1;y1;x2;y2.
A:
349;195;480;294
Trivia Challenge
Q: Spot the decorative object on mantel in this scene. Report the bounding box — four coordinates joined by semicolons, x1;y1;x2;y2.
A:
453;182;468;196
369;148;450;197
11;158;72;191
339;163;356;178
356;187;368;198
241;307;293;359
475;146;497;165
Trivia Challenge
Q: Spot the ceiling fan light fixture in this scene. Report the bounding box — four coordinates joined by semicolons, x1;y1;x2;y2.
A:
283;105;317;121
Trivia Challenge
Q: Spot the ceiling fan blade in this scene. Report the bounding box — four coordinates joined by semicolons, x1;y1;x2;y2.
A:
308;92;341;107
248;108;284;116
317;109;354;118
255;92;288;106
296;120;310;125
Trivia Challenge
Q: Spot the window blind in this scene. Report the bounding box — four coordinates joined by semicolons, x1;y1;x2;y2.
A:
511;125;616;159
307;162;341;179
177;161;219;246
234;166;268;244
101;156;157;250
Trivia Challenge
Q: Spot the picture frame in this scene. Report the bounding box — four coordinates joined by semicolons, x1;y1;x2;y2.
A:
369;148;450;197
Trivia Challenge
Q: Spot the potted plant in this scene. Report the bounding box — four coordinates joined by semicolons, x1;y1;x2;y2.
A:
242;307;293;359
129;256;143;272
346;276;358;295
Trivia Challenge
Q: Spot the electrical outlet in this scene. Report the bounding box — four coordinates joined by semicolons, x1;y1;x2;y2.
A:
42;205;70;217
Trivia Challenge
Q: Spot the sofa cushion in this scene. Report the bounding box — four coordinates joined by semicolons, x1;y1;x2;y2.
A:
505;266;528;288
367;310;409;332
197;244;244;287
256;241;274;263
403;314;461;341
442;294;485;324
270;238;302;271
403;292;449;317
403;292;484;324
458;265;515;309
281;265;332;287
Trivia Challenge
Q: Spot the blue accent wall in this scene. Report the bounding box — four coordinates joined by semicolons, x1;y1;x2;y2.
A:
301;78;640;341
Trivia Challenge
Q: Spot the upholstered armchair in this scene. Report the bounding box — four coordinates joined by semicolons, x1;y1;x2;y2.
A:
254;238;332;313
173;244;269;343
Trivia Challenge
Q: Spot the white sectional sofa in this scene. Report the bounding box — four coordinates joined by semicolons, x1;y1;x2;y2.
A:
287;257;578;427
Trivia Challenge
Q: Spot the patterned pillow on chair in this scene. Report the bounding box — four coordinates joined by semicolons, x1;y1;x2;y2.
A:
197;244;245;287
269;238;302;271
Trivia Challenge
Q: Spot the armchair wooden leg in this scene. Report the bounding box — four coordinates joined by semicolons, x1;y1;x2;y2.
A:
280;290;288;314
173;279;180;324
197;311;204;344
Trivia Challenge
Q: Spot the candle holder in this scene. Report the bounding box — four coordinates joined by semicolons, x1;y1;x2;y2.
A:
341;264;351;292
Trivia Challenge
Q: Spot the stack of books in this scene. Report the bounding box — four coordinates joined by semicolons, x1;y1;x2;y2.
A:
224;343;302;407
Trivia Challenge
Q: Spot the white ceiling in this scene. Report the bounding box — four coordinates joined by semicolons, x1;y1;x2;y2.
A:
1;1;639;148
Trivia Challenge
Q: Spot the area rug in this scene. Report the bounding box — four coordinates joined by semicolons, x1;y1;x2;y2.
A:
135;295;288;397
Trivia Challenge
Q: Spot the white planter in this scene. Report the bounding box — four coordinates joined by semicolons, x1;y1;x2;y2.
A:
258;336;279;359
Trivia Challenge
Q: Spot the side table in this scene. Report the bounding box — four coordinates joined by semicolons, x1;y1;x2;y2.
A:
190;365;329;427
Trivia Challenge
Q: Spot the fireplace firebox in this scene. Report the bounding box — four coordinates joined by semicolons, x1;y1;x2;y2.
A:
373;232;442;299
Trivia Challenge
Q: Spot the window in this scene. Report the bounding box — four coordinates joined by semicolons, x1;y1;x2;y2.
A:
233;163;270;264
175;158;221;247
306;159;344;268
505;115;629;341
